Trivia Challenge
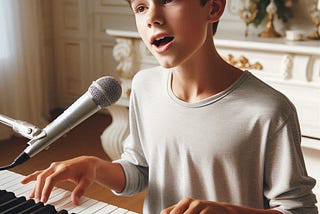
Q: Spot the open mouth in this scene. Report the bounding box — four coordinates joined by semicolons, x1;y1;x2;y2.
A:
152;36;174;47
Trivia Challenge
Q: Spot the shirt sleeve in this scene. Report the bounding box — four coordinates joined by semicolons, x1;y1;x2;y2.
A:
112;87;149;196
264;112;318;214
112;136;149;196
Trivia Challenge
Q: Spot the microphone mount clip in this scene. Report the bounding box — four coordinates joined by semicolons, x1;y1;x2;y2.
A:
0;114;43;140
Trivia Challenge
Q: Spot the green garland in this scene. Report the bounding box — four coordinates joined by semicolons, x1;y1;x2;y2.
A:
251;0;294;27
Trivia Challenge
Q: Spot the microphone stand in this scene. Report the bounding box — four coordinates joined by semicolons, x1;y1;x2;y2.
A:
0;114;43;139
0;114;46;170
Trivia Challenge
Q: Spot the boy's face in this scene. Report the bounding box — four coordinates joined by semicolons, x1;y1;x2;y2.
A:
129;0;222;68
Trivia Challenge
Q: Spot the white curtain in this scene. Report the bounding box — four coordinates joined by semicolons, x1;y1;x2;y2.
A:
0;0;52;140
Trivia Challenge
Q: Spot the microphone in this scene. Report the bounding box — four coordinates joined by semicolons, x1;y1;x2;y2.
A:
0;76;122;170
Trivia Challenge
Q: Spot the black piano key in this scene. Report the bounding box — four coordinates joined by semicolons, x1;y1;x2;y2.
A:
17;201;45;214
56;210;69;214
30;204;58;214
2;198;35;214
0;190;7;197
0;196;26;212
0;192;18;206
0;191;15;204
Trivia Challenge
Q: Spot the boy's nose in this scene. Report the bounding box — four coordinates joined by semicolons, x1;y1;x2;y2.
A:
146;4;164;27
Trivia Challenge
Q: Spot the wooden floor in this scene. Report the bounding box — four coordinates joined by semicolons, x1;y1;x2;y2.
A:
0;112;145;213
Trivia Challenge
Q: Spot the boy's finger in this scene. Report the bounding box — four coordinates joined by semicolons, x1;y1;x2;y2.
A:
160;205;175;214
33;169;56;202
40;179;56;203
28;187;36;199
71;178;92;205
40;170;69;203
21;171;42;184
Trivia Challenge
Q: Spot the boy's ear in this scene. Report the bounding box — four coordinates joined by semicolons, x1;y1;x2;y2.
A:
208;0;226;23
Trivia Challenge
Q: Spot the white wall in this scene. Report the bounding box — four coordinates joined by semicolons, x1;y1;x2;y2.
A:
51;0;135;107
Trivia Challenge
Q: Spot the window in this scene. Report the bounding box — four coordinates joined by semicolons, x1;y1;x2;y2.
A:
0;1;10;59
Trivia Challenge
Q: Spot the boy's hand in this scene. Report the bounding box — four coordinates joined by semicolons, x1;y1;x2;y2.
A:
21;156;99;205
160;198;283;214
160;198;227;214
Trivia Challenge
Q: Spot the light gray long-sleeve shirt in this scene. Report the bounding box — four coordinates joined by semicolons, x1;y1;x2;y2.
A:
114;67;318;214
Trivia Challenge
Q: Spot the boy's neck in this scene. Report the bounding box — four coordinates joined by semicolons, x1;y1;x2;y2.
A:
171;52;243;103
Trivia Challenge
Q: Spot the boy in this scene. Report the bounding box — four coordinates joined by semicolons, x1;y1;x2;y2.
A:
22;0;318;213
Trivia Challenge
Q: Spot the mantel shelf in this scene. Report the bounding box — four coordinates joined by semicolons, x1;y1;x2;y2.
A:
215;32;320;55
106;29;320;55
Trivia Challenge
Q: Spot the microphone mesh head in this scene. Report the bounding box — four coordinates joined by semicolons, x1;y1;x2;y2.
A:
88;76;122;107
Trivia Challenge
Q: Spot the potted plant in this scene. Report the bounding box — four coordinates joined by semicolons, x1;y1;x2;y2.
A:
251;0;295;27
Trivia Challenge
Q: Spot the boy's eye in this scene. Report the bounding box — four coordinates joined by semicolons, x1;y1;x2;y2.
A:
132;0;174;13
133;5;146;13
161;0;174;4
136;5;145;13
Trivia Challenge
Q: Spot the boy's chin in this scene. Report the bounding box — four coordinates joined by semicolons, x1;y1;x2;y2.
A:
160;63;174;69
156;58;178;69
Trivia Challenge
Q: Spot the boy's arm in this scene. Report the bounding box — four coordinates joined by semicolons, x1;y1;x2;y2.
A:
161;198;282;214
21;156;126;205
94;156;126;192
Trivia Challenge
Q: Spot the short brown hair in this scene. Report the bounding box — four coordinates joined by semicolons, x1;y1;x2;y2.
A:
200;0;208;5
127;0;219;34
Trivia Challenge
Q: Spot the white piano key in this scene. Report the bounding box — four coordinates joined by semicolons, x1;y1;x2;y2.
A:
54;197;73;210
1;179;19;190
1;170;21;179
47;190;71;206
0;171;20;183
9;180;31;192
93;204;119;214
0;170;7;176
67;197;98;213
78;201;110;213
9;181;34;196
0;171;14;180
55;195;90;211
111;207;130;214
5;177;29;191
0;175;22;190
49;187;67;199
14;185;34;197
0;170;16;176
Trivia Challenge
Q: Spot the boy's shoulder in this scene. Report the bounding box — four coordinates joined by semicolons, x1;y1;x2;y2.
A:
242;72;297;120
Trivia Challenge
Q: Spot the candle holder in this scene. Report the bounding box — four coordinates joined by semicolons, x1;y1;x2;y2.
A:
308;8;320;40
259;0;281;38
239;3;258;37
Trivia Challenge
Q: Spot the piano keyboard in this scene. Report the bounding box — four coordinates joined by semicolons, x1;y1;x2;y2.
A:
0;170;137;214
